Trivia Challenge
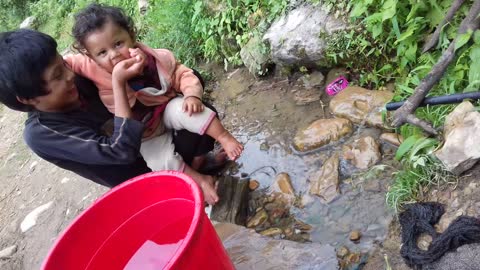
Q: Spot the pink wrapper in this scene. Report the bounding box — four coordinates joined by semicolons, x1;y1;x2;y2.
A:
326;76;349;96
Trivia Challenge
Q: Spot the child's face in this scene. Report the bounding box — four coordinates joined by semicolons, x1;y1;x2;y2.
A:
83;19;135;73
20;54;80;112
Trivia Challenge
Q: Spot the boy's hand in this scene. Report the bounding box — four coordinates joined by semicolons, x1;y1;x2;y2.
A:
183;96;204;116
112;55;145;84
129;48;148;66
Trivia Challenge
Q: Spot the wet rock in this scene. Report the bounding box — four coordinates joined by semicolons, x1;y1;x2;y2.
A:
309;154;340;203
349;230;362;242
249;180;260;190
343;136;381;169
269;208;286;223
293;87;322;105
330;86;394;127
215;223;339;269
299;71;325;89
260;227;283;237
326;68;348;86
247;208;268;228
211;176;249;225
284;228;294;237
380;133;404;147
20;16;36;29
240;36;271;76
294;118;352;152
435;101;480;175
0;245;17;259
363;179;382;192
337;246;349;258
263;4;348;67
294;220;313;232
423;243;480;270
272;173;295;195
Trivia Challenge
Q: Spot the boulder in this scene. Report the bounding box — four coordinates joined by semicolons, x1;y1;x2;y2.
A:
215;223;339;270
240;36;272;76
211;176;249;225
330;86;394;128
19;16;36;29
263;4;348;67
294;118;352;152
138;0;148;14
435;101;480;175
309;154;340;203
343;136;381;170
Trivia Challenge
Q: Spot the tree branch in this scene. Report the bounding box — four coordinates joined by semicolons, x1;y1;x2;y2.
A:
392;0;480;132
422;0;466;53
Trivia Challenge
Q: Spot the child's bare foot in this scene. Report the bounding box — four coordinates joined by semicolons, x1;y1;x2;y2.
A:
198;175;219;205
217;132;243;160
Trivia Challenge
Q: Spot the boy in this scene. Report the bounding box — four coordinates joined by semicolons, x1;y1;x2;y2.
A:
0;29;219;204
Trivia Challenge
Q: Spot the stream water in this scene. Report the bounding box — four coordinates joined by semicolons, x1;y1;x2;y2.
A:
211;68;397;254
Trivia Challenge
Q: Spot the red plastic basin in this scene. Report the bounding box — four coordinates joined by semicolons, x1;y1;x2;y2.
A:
41;171;234;270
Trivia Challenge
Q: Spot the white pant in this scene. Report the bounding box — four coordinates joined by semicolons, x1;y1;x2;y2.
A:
139;97;216;171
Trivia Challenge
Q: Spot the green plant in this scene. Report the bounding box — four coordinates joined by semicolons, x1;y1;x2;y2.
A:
386;134;456;211
191;0;287;69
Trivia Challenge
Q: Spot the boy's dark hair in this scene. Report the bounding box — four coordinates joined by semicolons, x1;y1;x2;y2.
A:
72;3;136;53
0;29;57;112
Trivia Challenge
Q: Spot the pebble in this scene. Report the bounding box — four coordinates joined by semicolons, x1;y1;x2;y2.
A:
349;230;362;242
20;201;53;232
248;180;260;190
247;209;268;228
284;228;293;237
240;172;249;178
0;245;17;259
259;227;283;237
336;246;349;258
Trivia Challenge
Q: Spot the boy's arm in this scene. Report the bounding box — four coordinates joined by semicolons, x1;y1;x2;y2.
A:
24;116;144;165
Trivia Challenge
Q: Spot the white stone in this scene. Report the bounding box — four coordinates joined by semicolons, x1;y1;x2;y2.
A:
435;101;480;174
0;245;17;259
263;4;348;67
20;201;53;232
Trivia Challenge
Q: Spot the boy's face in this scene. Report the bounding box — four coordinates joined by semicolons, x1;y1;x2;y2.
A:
83;19;135;73
20;54;80;112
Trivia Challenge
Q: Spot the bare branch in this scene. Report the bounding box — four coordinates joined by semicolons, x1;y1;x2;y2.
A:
392;0;480;133
405;114;438;135
423;0;466;53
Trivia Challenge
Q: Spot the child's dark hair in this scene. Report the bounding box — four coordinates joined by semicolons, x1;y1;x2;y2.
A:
72;3;136;52
0;29;57;111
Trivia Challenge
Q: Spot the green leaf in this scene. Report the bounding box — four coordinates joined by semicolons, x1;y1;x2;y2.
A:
395;26;416;44
474;30;480;44
396;135;421;160
455;30;473;51
350;4;368;18
408;137;437;161
391;15;401;39
468;45;480;87
382;0;397;21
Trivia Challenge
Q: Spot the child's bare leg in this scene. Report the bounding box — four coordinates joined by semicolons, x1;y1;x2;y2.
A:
205;118;243;160
183;165;219;205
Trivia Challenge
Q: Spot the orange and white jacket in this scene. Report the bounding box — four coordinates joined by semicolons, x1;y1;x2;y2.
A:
64;43;203;113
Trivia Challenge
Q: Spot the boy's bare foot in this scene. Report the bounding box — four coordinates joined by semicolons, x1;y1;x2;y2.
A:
198;175;219;205
217;132;243;161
